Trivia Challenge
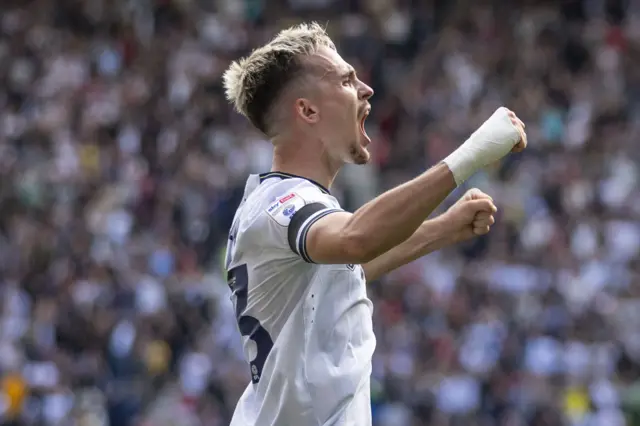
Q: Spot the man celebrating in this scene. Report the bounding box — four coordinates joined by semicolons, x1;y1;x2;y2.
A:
223;22;526;426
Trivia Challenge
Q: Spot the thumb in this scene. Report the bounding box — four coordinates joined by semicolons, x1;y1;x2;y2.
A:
465;199;497;214
464;188;493;202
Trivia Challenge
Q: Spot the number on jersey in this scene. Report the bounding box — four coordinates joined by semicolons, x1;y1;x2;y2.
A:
227;264;274;384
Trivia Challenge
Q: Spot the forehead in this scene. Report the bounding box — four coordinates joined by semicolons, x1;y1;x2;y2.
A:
305;46;353;78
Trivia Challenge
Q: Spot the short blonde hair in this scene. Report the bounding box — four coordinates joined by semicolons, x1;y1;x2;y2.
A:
223;22;335;134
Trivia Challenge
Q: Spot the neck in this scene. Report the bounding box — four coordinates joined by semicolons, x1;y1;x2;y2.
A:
270;139;340;190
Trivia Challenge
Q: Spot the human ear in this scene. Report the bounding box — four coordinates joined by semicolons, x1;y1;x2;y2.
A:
295;98;319;124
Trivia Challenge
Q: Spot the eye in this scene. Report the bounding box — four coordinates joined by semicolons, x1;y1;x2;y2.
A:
342;71;356;87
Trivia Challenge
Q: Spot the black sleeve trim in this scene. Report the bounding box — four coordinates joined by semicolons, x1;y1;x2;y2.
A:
287;203;327;255
297;208;342;263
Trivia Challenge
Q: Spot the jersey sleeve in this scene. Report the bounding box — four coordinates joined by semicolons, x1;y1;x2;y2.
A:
264;183;343;263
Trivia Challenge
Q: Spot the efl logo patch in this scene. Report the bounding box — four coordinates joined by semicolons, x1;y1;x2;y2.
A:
279;193;296;203
266;192;306;226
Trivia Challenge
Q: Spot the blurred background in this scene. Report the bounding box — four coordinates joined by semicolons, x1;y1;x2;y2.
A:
1;0;640;425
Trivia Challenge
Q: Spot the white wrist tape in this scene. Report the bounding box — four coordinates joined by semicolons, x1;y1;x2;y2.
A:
443;107;521;186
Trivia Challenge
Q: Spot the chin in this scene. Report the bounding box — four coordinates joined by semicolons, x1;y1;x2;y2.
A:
349;145;370;165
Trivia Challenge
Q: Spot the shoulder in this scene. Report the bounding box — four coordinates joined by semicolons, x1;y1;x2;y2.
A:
238;177;342;257
261;179;340;227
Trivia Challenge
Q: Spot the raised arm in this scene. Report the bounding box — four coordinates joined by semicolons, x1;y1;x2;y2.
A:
304;163;454;264
303;107;527;265
361;188;497;281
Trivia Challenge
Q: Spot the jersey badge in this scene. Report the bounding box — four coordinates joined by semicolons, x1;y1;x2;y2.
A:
266;192;305;226
283;205;296;217
279;193;296;203
267;200;280;214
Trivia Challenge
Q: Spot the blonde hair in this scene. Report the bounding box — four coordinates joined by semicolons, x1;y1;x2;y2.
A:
222;22;335;134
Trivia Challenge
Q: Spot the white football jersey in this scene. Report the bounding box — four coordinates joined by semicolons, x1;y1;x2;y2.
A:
226;172;376;426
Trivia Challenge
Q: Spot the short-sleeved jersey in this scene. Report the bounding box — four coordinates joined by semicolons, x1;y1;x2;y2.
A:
226;172;376;426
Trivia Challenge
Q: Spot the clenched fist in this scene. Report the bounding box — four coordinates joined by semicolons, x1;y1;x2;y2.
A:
444;188;497;242
443;107;527;185
508;109;527;153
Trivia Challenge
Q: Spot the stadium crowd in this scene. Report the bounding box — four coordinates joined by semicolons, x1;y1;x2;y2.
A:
1;0;640;425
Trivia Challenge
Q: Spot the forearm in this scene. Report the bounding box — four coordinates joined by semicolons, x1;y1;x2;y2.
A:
304;107;522;266
362;215;456;282
342;162;456;263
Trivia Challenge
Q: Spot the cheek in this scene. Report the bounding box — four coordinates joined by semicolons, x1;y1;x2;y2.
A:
318;91;357;135
324;89;355;112
323;96;345;114
321;106;348;129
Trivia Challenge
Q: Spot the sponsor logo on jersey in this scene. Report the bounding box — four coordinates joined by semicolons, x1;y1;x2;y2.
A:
267;201;280;213
266;192;305;226
267;193;297;215
279;193;296;203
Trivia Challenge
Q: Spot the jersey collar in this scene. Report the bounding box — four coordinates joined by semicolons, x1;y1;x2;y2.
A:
259;171;331;195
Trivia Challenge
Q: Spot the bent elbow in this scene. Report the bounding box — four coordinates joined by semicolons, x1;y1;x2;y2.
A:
342;233;377;264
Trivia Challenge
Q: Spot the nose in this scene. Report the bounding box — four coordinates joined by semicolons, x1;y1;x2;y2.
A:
358;80;374;101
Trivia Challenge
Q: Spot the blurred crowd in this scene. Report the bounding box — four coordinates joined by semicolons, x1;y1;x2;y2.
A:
1;0;640;425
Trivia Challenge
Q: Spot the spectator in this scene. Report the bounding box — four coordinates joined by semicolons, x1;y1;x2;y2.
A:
1;0;640;425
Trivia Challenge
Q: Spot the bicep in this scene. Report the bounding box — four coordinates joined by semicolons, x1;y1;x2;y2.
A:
289;206;366;265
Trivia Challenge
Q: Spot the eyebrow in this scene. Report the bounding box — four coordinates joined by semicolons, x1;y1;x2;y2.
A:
316;63;355;81
340;68;356;79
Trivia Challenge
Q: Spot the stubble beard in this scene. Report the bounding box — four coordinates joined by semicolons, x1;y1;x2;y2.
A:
350;143;370;165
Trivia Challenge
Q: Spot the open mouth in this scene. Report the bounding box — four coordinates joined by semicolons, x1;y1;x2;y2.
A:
359;107;371;145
